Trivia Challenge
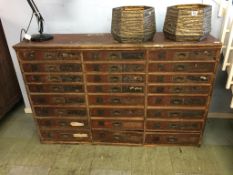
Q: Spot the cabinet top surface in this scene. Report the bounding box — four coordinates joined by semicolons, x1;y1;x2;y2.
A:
14;33;221;49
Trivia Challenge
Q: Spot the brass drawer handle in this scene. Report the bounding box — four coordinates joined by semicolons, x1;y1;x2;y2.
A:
173;87;183;93
169;123;179;129
171;99;183;105
49;76;60;82
57;110;66;115
45;53;54;59
169;112;180;117
59;122;68;127
109;53;119;59
134;87;143;92
133;65;144;71
28;52;35;59
52;86;63;92
113;135;121;140
175;65;185;71
46;65;57;71
61;52;76;58
203;50;211;56
113;110;120;116
112;122;122;128
61;134;69;138
129;86;143;92
110;65;120;72
73;133;88;138
110;76;120;82
111;98;120;104
174;76;184;82
177;52;188;59
70;122;85;127
111;87;121;93
134;76;143;82
167;137;177;143
54;97;65;104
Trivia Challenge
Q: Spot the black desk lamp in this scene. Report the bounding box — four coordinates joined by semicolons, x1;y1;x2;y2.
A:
26;0;53;41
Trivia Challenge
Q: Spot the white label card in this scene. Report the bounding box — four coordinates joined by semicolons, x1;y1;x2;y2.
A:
191;11;198;16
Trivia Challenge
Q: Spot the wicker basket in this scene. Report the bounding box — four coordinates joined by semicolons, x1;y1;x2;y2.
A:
163;4;212;41
111;6;156;43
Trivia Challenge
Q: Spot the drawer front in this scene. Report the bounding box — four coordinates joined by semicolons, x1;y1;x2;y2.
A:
89;95;144;106
91;120;144;130
148;96;207;106
25;74;83;83
90;108;144;117
148;62;215;72
83;51;145;61
28;84;84;93
148;74;212;84
148;49;216;61
86;74;145;83
87;85;144;93
22;63;82;72
37;119;89;129
145;133;200;145
85;63;145;72
146;120;202;131
92;131;143;144
148;85;210;94
18;50;81;61
34;107;87;117
31;95;85;105
147;109;205;119
40;130;90;142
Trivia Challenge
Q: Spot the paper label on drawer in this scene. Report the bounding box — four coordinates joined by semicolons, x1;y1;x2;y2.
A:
191;11;198;16
70;122;84;127
73;133;88;138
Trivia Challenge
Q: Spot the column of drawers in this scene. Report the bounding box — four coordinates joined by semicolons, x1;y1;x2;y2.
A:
145;48;217;145
83;50;146;145
17;50;91;143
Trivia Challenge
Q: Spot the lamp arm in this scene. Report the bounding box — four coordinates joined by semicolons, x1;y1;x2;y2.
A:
26;0;44;34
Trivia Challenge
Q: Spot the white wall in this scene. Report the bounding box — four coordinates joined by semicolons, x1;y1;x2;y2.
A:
0;0;223;110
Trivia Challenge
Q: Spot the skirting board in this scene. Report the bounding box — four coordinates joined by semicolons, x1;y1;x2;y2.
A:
208;112;233;119
24;107;32;113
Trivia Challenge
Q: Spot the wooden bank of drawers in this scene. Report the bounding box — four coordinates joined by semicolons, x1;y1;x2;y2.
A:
14;33;221;146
